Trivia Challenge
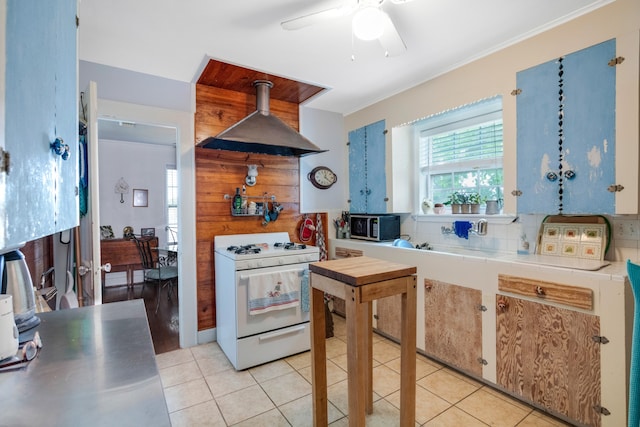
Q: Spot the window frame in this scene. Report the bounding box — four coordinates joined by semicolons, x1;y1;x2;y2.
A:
414;96;504;211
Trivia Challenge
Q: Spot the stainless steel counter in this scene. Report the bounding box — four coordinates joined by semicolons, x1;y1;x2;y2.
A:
0;300;170;427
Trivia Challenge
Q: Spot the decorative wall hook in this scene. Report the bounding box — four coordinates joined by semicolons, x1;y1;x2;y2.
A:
50;137;70;160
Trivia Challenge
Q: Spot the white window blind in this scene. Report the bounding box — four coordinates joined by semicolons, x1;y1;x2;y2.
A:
415;96;504;207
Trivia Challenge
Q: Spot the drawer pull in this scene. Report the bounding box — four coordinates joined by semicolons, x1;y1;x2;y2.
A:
535;286;546;297
258;325;306;341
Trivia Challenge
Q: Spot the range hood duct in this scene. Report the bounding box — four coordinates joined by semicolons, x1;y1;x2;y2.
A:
197;80;326;157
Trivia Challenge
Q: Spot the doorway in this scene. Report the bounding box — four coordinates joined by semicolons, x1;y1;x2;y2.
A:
90;98;198;351
97;118;179;353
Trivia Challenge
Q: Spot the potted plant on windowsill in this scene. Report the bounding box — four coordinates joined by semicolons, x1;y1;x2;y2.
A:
467;192;482;214
446;191;467;214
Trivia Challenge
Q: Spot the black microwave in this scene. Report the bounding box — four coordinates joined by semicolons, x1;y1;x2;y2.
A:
349;214;400;242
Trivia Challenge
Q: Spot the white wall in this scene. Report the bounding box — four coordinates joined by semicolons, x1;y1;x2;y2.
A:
340;0;640;261
300;107;345;213
98;139;175;245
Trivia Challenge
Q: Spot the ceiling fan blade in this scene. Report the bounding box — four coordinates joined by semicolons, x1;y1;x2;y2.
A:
281;3;356;31
378;13;406;56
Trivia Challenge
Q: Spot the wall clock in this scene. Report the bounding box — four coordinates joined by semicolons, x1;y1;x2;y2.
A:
307;166;337;189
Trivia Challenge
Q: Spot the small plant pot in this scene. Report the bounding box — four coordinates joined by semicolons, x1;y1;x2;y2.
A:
451;204;462;214
461;203;472;214
470;203;480;214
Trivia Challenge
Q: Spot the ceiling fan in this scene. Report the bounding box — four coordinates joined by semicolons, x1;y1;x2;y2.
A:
281;0;414;57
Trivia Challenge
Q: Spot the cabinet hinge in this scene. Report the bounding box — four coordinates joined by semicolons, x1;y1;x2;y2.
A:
478;304;487;312
592;335;610;344
607;184;624;193
477;357;488;365
511;189;522;197
383;197;389;202
76;15;80;28
0;149;10;174
593;404;611;416
373;314;379;320
383;129;388;135
608;56;625;67
510;89;522;96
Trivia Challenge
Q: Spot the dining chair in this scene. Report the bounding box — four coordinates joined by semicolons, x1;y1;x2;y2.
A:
626;259;640;427
133;236;178;314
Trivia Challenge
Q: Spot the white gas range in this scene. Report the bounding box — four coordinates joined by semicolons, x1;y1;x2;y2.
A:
214;232;319;370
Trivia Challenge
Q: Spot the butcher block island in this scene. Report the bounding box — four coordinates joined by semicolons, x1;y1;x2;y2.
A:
309;256;417;427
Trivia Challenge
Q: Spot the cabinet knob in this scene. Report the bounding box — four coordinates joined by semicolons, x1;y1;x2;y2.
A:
535;285;546;297
564;170;576;180
497;298;508;311
424;282;433;291
546;171;558;182
50;137;71;160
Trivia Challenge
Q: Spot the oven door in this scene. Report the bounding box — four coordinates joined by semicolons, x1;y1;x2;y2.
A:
236;264;310;339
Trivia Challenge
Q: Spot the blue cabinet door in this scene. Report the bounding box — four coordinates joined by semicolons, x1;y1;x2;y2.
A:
348;120;387;213
349;126;367;213
4;0;78;248
516;39;615;214
365;120;387;213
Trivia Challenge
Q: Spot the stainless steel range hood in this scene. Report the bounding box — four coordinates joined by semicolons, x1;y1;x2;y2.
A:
197;80;326;157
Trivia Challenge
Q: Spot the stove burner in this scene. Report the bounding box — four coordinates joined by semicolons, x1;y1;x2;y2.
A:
227;245;262;255
274;242;307;250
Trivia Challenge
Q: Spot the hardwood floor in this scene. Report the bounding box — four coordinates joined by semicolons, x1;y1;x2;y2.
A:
103;282;180;354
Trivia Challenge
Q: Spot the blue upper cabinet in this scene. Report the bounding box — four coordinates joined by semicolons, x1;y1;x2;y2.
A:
516;39;616;214
2;0;78;250
348;119;387;213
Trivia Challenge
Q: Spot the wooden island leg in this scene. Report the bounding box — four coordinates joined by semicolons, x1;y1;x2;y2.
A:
345;286;366;427
400;276;417;426
310;286;328;426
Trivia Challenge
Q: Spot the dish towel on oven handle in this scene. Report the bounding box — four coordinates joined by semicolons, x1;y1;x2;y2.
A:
300;269;310;313
247;269;301;315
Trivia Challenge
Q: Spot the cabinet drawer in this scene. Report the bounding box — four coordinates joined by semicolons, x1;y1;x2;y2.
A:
334;247;363;258
498;274;593;310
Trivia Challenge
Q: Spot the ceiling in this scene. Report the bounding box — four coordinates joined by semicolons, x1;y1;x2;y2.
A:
78;0;612;115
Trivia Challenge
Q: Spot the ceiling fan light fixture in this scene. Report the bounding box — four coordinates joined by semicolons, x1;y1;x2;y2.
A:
352;6;385;41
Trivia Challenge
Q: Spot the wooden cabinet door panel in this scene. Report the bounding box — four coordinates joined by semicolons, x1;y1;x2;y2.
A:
376;294;401;341
496;295;601;427
425;279;482;376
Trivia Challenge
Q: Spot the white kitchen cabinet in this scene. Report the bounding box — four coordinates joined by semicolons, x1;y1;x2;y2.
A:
1;0;78;250
328;237;631;427
496;275;602;426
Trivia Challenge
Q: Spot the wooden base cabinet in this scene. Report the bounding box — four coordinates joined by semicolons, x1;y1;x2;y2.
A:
496;294;602;427
425;279;483;377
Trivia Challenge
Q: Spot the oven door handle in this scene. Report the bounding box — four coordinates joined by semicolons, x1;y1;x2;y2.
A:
258;325;306;342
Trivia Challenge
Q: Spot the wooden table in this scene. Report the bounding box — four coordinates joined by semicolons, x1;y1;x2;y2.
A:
100;237;158;289
309;256;417;426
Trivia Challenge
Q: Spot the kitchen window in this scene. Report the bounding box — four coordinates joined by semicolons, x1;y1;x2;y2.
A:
416;96;503;209
166;166;178;243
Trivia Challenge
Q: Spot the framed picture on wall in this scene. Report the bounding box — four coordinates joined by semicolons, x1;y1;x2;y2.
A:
133;189;148;207
141;228;155;237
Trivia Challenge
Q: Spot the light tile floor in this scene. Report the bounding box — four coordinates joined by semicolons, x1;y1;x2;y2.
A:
157;315;572;426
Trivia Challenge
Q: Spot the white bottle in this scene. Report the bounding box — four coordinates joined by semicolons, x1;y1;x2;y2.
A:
0;295;19;361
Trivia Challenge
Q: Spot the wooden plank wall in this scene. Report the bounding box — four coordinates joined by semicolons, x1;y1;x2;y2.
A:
22;235;54;288
195;84;327;331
